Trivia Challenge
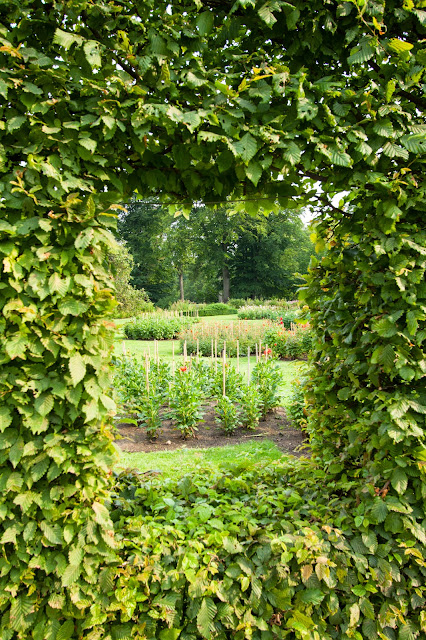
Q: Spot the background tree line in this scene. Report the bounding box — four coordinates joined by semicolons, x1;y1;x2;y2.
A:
115;200;313;306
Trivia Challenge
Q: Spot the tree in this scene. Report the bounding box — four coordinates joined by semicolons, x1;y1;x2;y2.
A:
107;241;153;317
0;1;424;637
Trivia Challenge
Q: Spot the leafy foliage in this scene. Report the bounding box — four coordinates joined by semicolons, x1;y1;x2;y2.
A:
198;303;238;317
124;315;198;340
0;0;425;637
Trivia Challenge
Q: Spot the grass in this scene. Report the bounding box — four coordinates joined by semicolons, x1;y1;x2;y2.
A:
115;440;288;480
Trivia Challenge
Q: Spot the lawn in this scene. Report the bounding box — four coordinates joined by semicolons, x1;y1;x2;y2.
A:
115;439;288;479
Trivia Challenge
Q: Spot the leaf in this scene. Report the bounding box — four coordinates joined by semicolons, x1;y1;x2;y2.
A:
300;589;325;605
79;137;97;153
382;142;409;160
400;134;426;154
61;563;81;587
245;161;262;186
9;596;33;631
92;501;112;526
388;39;413;53
0;407;12;432
69;353;86;386
197;598;217;640
258;3;278;27
230;133;258;163
5;334;28;359
53;28;82;50
370;498;388;523
196;11;214;35
398;623;417;640
40;521;62;544
283;141;301;165
58;299;89;316
159;630;181;640
8;116;26;132
83;40;101;68
48;273;70;297
34;393;54;417
0;79;8;99
391;468;408;494
182;111;201;133
330;146;352;167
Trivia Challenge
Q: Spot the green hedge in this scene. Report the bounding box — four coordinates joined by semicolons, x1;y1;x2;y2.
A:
198;303;238;317
109;461;426;639
124;315;198;340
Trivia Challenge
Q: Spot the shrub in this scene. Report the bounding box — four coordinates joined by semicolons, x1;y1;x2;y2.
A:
198;302;238;316
252;359;283;417
237;304;282;320
168;299;199;313
124;315;197;339
170;366;205;438
239;384;263;430
215;395;242;434
265;323;313;360
287;370;309;430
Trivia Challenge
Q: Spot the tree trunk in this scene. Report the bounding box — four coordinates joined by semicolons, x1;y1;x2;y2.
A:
222;265;230;303
179;271;184;301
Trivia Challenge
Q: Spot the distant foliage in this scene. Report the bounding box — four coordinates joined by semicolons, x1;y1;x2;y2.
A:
124;315;198;340
108;241;154;317
265;323;313;360
180;319;272;357
198;303;238;316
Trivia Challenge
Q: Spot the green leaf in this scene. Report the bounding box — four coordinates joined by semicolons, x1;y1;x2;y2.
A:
79;137;97;153
58;299;89;316
8;116;26;132
370;498;388;523
5;334;28;359
159;630;181;640
382;142;409;160
0;79;8;99
330;146;352;167
245;161;262;186
69;353;86;386
182;111;201;133
40;521;62;544
0;408;12;432
83;40;101;68
9;596;33;631
258;3;278;27
61;563;81;587
388;38;413;53
48;273;70;297
197;598;217;640
53;28;82;50
391;468;408;494
398;623;416;640
230;133;258;163
283;141;301;165
196;11;214;35
34;393;54;417
400;134;426;154
300;588;325;605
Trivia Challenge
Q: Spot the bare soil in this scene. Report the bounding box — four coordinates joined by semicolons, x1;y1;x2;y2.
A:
116;405;307;457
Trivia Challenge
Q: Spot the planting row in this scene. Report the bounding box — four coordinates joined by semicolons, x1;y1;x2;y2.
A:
113;356;283;440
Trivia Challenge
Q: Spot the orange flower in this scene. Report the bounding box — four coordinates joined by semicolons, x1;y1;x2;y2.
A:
180;366;187;372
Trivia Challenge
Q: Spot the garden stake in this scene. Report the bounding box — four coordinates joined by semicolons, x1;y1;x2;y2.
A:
237;339;240;373
223;341;226;396
215;339;218;372
183;340;187;362
196;339;199;362
255;343;258;363
259;341;262;362
145;353;150;397
122;341;126;356
172;341;175;377
247;346;250;385
211;339;214;360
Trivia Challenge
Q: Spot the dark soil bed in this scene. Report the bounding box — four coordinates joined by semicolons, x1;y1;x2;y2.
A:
116;405;307;457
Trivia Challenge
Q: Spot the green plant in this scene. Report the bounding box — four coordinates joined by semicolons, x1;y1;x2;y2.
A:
211;363;244;401
136;391;163;440
124;315;197;340
198;303;238;317
252;359;283;418
170;366;204;438
239;384;263;430
180;319;272;357
287;373;309;430
214;395;242;434
265;323;313;360
237;304;282;320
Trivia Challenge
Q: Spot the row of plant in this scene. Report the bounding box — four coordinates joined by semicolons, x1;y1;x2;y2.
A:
124;315;199;340
180;321;313;360
178;319;273;357
113;356;283;440
237;305;301;326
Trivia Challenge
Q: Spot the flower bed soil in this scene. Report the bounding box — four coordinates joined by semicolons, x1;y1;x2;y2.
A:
116;405;307;456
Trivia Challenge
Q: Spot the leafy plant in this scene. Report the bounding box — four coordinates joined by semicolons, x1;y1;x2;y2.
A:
265;323;313;360
287;372;309;430
136;390;163;440
124;315;197;339
198;303;238;316
239;384;263;430
214;395;242;434
252;359;283;418
170;366;204;438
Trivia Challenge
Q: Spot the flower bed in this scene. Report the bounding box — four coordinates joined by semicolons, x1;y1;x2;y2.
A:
124;315;198;340
264;322;313;360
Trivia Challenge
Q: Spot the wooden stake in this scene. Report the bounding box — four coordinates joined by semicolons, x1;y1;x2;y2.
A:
265;344;268;362
259;341;262;361
172;341;175;377
236;339;239;373
196;339;199;362
211;338;214;359
255;343;258;362
247;346;250;385
222;341;226;396
145;352;150;397
122;341;126;356
215;339;218;373
184;340;187;362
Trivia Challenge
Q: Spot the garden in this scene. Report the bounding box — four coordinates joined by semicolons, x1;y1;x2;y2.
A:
1;2;425;640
